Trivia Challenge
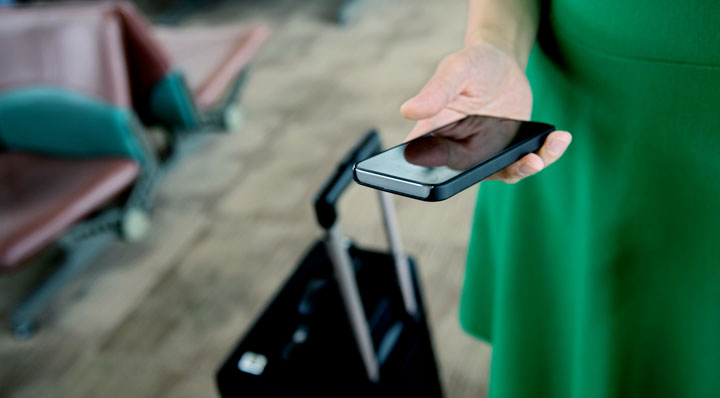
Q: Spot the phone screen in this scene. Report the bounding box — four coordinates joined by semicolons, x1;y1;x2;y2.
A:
356;115;548;185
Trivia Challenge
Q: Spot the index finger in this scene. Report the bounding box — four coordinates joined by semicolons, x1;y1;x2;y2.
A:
400;53;471;121
404;108;467;142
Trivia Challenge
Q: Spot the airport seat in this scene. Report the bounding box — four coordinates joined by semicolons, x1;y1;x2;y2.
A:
0;2;131;107
152;23;270;131
114;1;270;133
0;88;158;339
0;1;269;150
0;0;267;337
0;154;139;271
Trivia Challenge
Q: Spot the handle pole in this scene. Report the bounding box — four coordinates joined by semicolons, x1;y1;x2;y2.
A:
314;132;381;230
379;191;418;316
325;223;380;383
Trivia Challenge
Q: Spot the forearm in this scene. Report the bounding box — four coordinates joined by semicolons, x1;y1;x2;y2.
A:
464;0;540;68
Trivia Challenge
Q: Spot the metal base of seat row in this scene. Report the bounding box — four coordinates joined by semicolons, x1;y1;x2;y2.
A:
198;68;249;133
337;0;364;25
8;168;158;339
9;229;114;340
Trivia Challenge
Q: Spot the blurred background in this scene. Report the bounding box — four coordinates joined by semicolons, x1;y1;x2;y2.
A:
0;0;491;396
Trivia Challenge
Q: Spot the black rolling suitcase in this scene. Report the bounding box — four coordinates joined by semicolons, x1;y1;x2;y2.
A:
216;132;443;397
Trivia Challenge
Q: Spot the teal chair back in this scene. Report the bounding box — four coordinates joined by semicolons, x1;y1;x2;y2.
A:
0;88;149;165
148;70;199;130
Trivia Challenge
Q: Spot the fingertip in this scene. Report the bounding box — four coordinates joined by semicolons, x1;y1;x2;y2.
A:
528;153;545;168
546;131;572;156
400;90;447;120
519;153;544;175
400;97;419;119
552;130;572;142
400;100;434;120
496;153;547;184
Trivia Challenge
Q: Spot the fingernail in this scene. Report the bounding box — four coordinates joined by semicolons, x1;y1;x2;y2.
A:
519;163;537;175
548;137;570;156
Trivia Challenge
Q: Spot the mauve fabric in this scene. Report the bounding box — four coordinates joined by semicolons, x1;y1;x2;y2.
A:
0;153;138;270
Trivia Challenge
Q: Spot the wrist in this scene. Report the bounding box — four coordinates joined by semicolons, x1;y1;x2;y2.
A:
463;0;540;70
464;28;532;69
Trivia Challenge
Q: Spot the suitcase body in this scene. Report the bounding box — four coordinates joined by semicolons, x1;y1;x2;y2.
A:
216;132;443;397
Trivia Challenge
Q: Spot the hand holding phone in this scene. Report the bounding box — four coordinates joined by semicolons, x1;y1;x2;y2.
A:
354;115;558;201
399;43;572;186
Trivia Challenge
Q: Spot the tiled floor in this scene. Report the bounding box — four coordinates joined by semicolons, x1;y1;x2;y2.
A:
0;0;491;396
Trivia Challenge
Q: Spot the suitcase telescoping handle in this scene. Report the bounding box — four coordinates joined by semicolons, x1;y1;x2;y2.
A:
314;130;418;315
314;131;381;230
313;131;418;383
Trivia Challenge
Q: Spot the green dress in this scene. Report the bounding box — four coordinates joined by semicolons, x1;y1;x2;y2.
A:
459;1;720;396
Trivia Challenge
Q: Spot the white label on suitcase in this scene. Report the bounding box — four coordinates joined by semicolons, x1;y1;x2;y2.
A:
238;352;267;376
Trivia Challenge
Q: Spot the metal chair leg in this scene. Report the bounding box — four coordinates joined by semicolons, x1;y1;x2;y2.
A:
337;0;363;25
198;68;250;133
9;233;114;339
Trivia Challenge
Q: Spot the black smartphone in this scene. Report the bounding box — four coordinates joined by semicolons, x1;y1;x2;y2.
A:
353;115;555;201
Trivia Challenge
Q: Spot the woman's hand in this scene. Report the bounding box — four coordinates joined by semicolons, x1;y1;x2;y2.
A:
400;42;572;184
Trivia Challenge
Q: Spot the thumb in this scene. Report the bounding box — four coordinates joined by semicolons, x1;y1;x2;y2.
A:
400;54;470;120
